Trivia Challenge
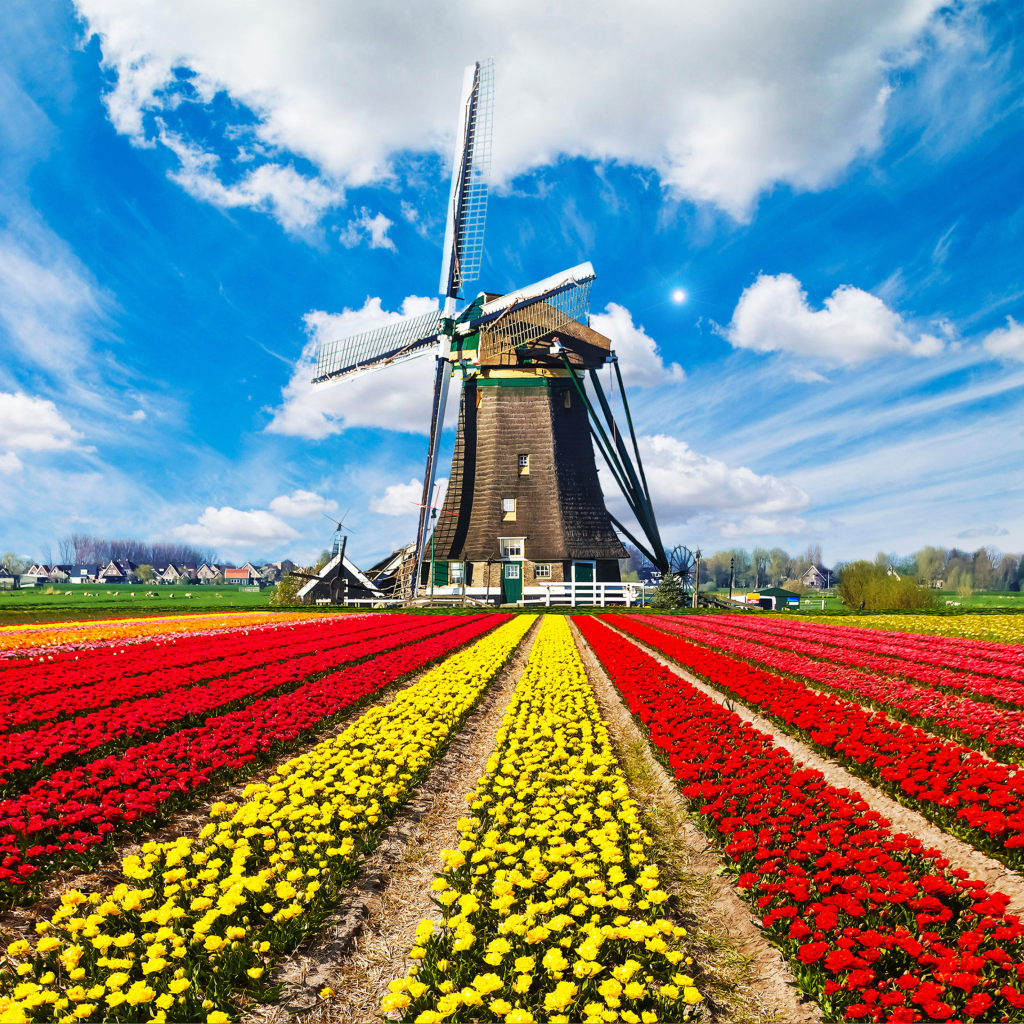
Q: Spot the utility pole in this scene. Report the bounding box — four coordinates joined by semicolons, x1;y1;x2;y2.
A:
429;507;437;601
729;556;734;603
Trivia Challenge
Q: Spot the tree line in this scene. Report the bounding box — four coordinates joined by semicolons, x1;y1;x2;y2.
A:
624;544;826;590
52;533;218;569
623;542;1024;595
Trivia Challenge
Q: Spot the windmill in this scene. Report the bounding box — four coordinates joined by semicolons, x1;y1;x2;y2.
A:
311;59;668;601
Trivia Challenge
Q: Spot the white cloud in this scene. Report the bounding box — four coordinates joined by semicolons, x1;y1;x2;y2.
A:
129;408;146;421
339;209;396;251
265;294;440;438
634;434;809;524
74;0;959;220
589;303;684;388
173;505;298;550
160;130;341;233
718;273;945;364
268;489;338;518
983;317;1024;361
370;477;448;517
0;452;24;474
721;515;809;538
789;366;830;384
0;391;83;451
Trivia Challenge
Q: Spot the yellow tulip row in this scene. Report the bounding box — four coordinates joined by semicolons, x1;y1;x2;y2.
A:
0;615;536;1023
0;611;312;652
382;616;703;1024
798;611;1024;644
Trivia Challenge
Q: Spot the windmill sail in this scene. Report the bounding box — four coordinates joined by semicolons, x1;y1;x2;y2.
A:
439;58;494;307
311;308;447;386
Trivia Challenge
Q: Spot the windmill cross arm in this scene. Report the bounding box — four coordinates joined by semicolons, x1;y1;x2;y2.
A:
311;309;451;386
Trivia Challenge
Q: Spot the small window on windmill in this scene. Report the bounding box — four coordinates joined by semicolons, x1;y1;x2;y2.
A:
502;497;517;521
563;389;571;409
518;454;530;475
450;562;465;583
500;538;523;559
534;563;551;579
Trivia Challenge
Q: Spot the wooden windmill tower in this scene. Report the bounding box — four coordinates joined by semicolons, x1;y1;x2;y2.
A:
312;59;669;601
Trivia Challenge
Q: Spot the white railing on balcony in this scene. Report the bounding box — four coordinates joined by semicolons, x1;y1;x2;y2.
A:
312;581;653;608
410;583;652;607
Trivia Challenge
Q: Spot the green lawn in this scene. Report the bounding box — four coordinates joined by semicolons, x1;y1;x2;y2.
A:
0;584;274;625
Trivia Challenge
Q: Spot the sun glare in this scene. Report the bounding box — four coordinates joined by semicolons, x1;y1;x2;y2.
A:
671;288;687;304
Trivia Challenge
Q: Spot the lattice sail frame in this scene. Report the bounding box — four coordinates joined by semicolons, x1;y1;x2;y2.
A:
312;308;446;385
478;277;593;357
453;58;492;291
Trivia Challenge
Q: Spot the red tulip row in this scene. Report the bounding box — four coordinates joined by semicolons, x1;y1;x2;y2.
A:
636;616;1024;761
0;614;379;707
610;615;1024;871
644;614;1024;708
0;614;507;896
0;615;462;793
576;615;1024;1024
745;614;1024;673
0;614;426;731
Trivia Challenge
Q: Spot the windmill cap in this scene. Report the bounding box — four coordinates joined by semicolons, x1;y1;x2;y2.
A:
477;262;596;319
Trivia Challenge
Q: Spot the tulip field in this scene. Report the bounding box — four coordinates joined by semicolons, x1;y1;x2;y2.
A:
0;607;1023;1022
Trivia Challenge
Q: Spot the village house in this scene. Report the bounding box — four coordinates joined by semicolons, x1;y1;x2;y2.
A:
66;564;100;584
20;565;54;587
799;564;834;590
99;559;139;584
196;562;224;583
224;562;262;585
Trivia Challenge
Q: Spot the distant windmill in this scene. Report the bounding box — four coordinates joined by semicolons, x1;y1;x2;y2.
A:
311;59;668;601
288;510;378;605
324;510;354;562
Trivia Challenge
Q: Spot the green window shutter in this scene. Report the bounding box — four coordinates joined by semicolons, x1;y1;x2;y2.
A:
433;561;448;587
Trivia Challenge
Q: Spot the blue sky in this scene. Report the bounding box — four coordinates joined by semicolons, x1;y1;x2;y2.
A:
1;0;1022;568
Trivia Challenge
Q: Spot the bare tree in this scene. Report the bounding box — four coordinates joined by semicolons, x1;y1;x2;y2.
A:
56;533;217;567
751;547;770;589
803;543;823;567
